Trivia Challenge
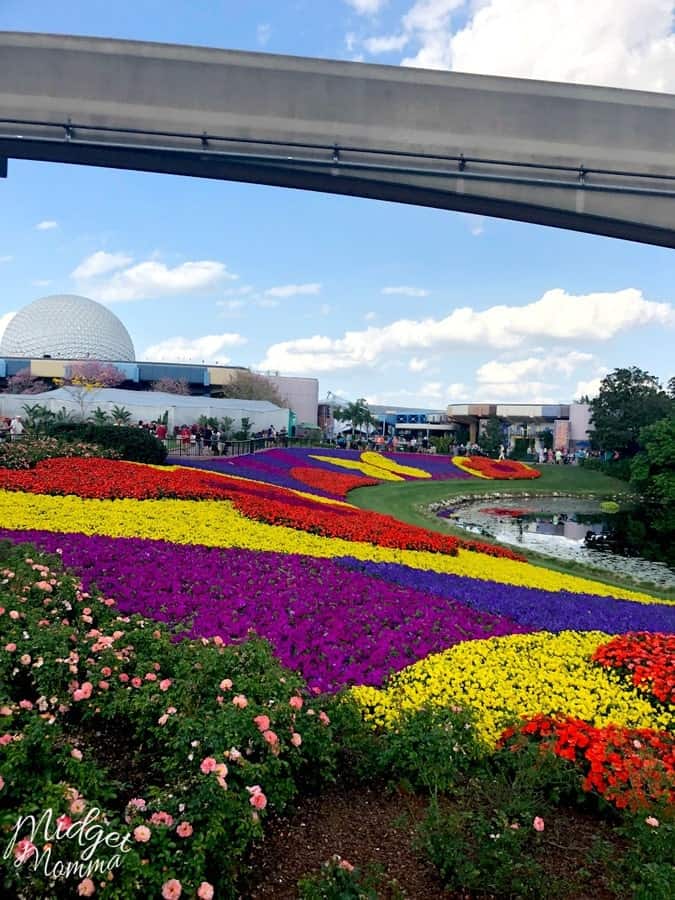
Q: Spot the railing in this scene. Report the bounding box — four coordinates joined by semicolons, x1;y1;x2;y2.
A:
164;436;325;457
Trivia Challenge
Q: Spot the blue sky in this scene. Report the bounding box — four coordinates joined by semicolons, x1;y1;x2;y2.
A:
0;0;673;407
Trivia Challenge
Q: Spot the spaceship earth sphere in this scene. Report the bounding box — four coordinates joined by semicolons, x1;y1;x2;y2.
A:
0;294;135;362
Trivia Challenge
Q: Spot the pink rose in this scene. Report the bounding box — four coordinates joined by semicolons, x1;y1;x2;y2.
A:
14;839;37;862
176;821;193;838
262;730;279;746
158;714;169;727
118;673;129;683
533;816;545;832
70;798;86;815
101;666;112;677
131;677;142;689
98;681;110;691
161;878;182;900
20;654;31;666
159;679;172;692
197;883;214;900
150;811;174;827
645;816;660;827
144;672;157;682
291;732;302;747
4;643;16;653
219;678;233;691
77;877;96;896
133;825;151;843
339;859;354;873
249;791;267;810
71;748;83;761
289;696;303;711
200;757;217;774
253;714;270;732
0;775;4;791
319;711;330;726
232;694;248;709
57;814;72;832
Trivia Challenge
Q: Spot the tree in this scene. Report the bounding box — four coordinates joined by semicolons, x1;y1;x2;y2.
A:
54;362;126;421
630;414;675;539
151;378;190;395
90;406;110;425
478;416;504;457
589;367;672;456
218;370;285;406
4;367;50;395
21;402;55;434
333;398;378;439
110;405;132;425
234;417;252;440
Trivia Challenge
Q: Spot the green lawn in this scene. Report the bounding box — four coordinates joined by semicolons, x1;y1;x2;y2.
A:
349;465;672;599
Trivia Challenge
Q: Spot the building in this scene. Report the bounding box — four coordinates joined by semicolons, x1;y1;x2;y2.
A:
446;403;592;451
0;294;318;426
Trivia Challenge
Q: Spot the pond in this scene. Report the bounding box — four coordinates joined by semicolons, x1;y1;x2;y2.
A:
433;496;675;591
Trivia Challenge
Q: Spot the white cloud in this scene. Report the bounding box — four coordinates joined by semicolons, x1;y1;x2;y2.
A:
142;333;246;364
71;251;133;280
257;297;280;309
0;311;15;342
35;220;58;231
399;0;675;92
258;288;672;374
574;377;604;399
264;283;322;298
257;23;271;46
476;351;594;384
368;381;470;406
0;255;12;264
475;381;560;403
345;0;389;14
364;34;409;53
74;257;234;302
409;356;429;372
364;311;377;321
382;285;430;297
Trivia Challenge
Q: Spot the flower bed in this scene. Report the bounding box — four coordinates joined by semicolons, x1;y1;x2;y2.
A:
498;714;675;811
592;632;675;705
0;543;336;898
0;447;673;893
0;457;530;561
0;531;528;692
453;456;541;480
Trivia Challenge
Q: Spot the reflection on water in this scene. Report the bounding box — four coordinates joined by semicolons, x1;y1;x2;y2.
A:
435;497;674;590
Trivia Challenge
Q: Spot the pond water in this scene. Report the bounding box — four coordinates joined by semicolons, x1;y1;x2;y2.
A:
434;497;675;591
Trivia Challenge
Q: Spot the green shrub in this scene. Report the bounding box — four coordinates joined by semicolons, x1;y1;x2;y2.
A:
298;857;403;899
374;706;485;792
47;423;167;464
0;541;337;898
0;437;120;469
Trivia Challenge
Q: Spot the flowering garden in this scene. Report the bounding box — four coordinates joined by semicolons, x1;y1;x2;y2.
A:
0;443;673;897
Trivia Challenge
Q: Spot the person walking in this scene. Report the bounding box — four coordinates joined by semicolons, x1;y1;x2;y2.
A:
9;415;24;441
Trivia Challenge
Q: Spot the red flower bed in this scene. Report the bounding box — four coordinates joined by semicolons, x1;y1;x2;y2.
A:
456;457;541;480
592;632;675;705
289;466;379;497
499;713;675;811
0;458;530;560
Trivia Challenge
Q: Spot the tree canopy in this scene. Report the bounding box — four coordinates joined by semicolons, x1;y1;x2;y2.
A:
589;367;672;456
333;398;379;436
218;371;285;406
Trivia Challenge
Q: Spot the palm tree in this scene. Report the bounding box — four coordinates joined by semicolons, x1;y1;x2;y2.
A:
21;402;55;434
90;406;110;425
334;398;378;442
111;405;132;425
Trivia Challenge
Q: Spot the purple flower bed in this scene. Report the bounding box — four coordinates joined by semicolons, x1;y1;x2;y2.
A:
335;558;675;635
0;529;527;691
174;447;471;499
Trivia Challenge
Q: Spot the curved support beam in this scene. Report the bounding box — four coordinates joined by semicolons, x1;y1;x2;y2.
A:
1;32;674;247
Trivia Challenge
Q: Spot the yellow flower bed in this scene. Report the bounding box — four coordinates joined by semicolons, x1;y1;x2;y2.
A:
359;451;432;479
0;491;668;607
351;631;673;745
309;454;404;480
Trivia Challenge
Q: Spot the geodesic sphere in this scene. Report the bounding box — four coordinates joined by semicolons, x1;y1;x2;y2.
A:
0;294;135;361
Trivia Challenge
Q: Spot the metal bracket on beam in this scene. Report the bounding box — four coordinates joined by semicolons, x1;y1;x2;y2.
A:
458;154;466;172
578;165;587;185
0;157;7;178
332;144;340;163
201;132;209;148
